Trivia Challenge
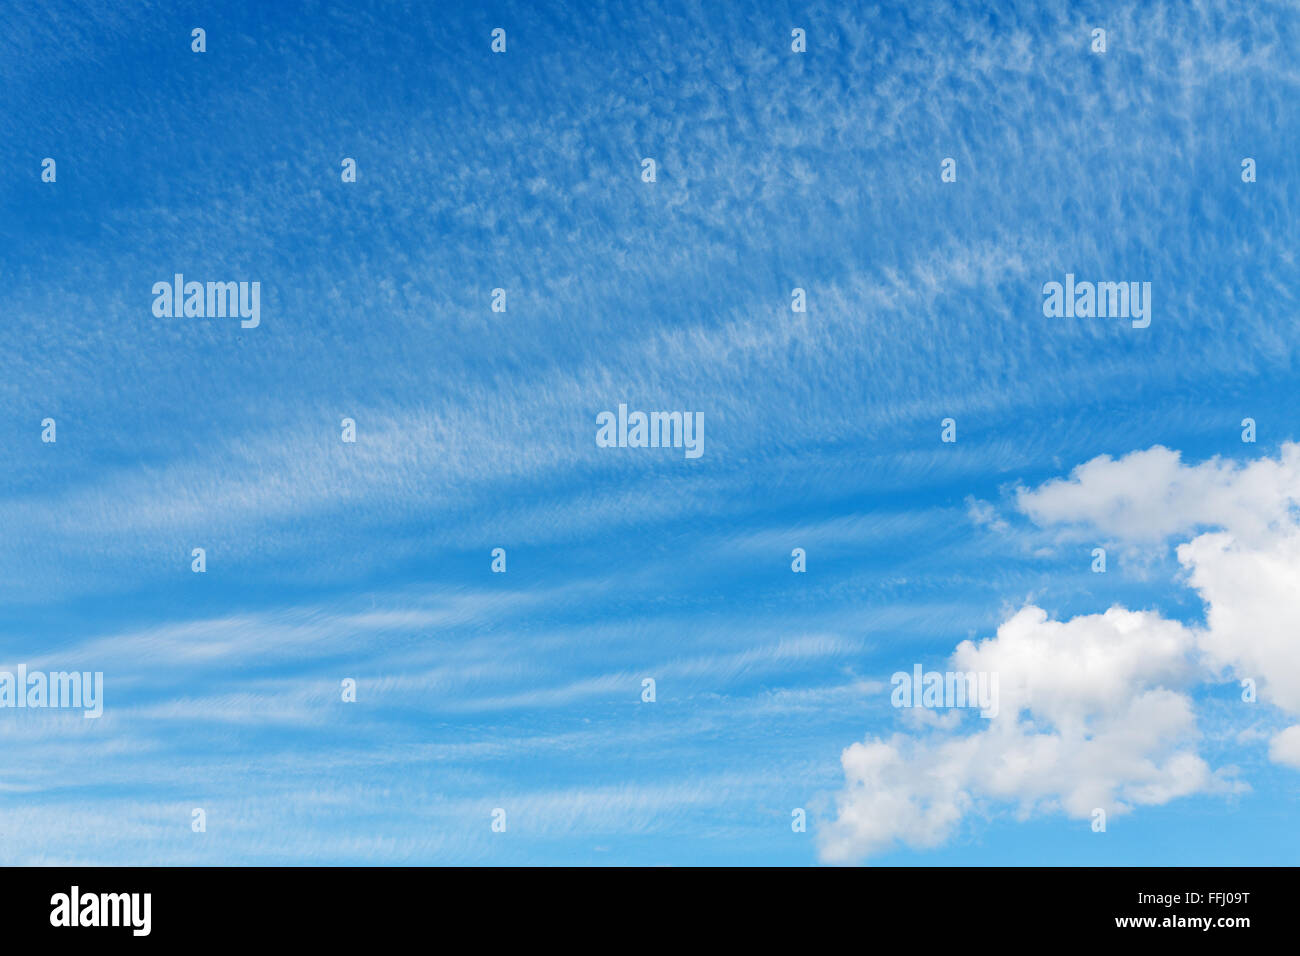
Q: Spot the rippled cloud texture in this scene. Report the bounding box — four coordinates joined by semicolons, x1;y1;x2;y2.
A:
1;0;1297;864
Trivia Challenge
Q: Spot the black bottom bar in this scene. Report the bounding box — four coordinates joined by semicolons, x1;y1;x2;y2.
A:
0;866;1285;942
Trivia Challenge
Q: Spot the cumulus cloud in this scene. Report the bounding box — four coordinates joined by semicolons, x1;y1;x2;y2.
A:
822;443;1300;864
818;606;1224;864
1268;726;1300;770
1180;529;1300;714
1022;443;1300;737
1015;443;1300;547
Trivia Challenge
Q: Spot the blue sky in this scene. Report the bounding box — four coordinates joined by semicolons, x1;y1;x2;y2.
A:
1;0;1298;864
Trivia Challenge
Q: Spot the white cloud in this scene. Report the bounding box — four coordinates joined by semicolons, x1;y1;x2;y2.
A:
1268;726;1300;770
818;605;1225;865
1016;443;1300;547
822;443;1300;864
1180;528;1300;714
1018;443;1300;724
